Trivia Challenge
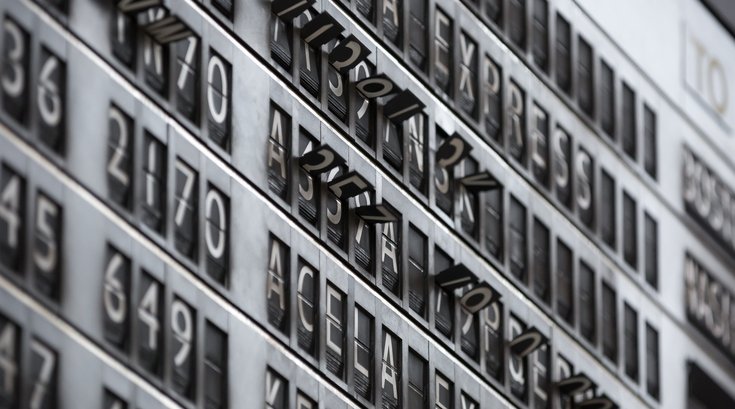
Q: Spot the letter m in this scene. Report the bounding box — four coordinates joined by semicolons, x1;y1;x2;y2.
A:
144;15;193;44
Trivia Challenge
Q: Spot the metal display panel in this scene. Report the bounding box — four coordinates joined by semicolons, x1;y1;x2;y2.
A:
1;0;735;406
1;0;735;404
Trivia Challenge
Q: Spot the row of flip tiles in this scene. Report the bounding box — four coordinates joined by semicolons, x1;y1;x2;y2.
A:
6;0;734;407
13;0;735;399
0;1;720;406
